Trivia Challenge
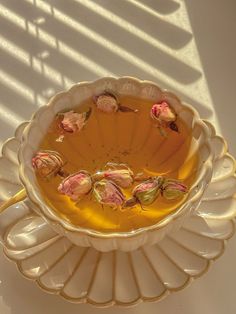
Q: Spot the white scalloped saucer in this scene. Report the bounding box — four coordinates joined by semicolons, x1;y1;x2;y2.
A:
0;121;236;308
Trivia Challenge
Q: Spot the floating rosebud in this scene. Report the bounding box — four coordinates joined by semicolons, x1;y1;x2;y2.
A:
150;101;178;135
161;179;188;200
58;171;92;201
94;91;138;113
60;109;91;133
132;177;163;206
93;179;125;208
32;150;64;178
94;92;119;113
104;168;134;188
151;102;176;122
93;164;134;188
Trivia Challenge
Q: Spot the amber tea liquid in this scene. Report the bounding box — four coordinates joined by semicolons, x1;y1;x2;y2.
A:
37;96;199;232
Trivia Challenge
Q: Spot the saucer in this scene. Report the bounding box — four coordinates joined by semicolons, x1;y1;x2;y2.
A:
0;122;236;307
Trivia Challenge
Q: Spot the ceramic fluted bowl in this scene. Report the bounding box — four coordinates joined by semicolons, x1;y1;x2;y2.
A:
18;77;214;252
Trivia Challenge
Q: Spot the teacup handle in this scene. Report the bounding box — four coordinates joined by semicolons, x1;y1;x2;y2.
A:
0;189;27;214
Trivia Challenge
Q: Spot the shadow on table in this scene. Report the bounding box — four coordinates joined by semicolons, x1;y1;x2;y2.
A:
132;0;181;15
0;0;212;137
184;0;236;155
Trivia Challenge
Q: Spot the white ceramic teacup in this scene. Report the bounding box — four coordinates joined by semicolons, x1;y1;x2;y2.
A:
5;77;213;252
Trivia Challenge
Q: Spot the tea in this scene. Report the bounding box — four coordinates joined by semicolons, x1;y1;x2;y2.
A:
36;95;198;232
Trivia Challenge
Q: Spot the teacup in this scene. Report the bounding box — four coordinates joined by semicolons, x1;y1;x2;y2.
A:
2;77;213;252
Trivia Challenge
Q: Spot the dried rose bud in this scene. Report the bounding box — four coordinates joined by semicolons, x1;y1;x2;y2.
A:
93;179;125;208
94;91;138;113
150;101;178;135
104;168;134;188
161;179;188;200
32;150;64;178
151;101;176;122
58;171;92;201
94;92;119;113
60;109;91;133
132;177;163;206
93;164;134;188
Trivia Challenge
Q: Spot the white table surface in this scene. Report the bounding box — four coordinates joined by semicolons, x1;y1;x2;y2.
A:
0;0;236;313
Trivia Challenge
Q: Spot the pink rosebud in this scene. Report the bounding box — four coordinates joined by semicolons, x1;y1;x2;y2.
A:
60;109;91;133
161;179;188;200
132;177;163;205
104;169;134;188
150;101;178;135
58;171;92;201
94;92;138;113
93;179;125;208
93;164;134;188
94;92;119;113
32;150;64;178
151;102;176;122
